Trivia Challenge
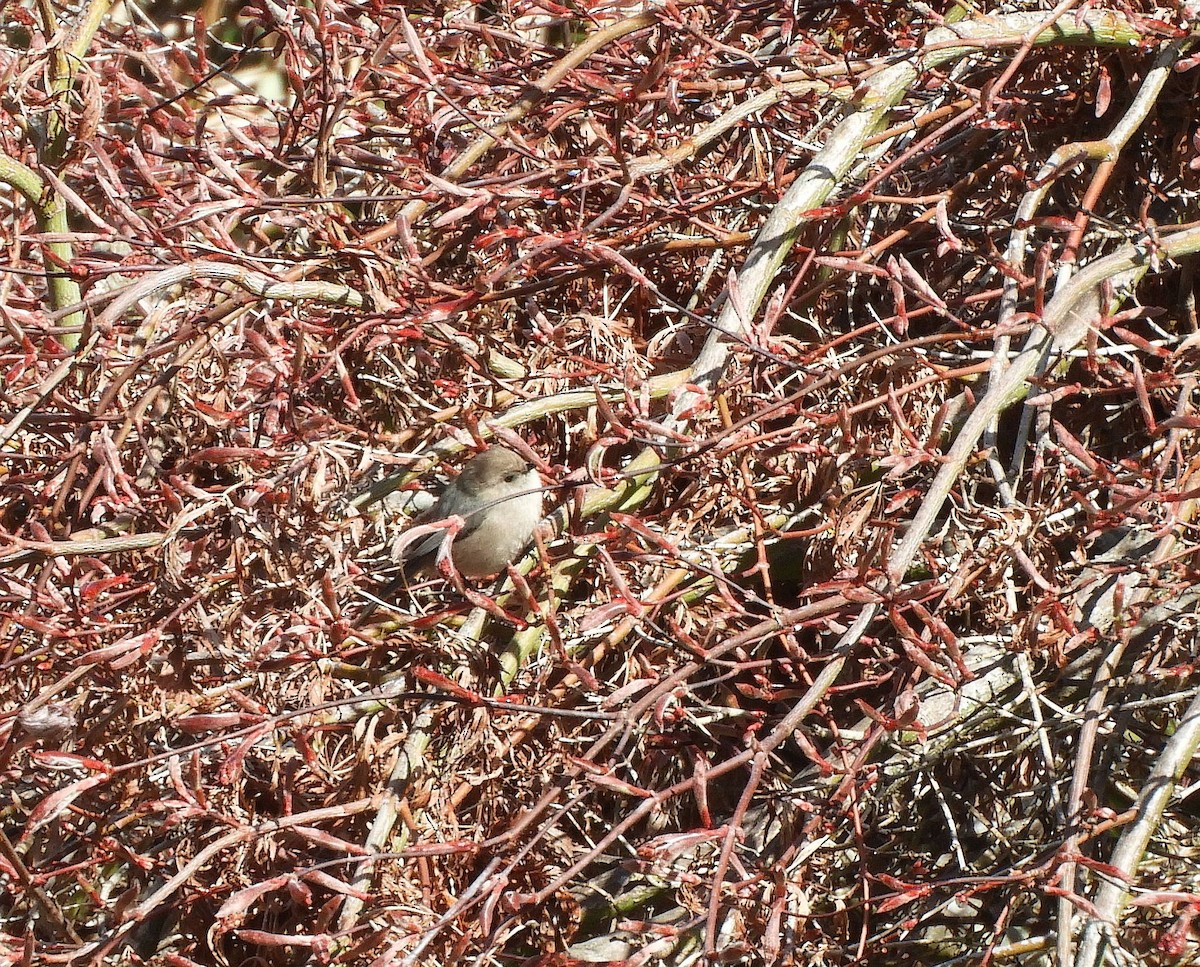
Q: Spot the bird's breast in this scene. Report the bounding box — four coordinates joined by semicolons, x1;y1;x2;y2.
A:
450;487;542;577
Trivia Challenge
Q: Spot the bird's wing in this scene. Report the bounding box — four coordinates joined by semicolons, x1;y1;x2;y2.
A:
401;486;485;563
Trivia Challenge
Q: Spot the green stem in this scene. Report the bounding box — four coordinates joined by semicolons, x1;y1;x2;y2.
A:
0;153;83;343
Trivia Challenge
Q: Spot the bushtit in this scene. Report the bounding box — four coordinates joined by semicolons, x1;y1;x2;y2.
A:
363;446;542;617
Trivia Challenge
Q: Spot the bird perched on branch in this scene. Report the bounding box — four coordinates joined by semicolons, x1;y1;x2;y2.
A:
360;446;543;619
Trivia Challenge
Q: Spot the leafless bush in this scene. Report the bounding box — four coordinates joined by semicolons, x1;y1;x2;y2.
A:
2;1;1200;965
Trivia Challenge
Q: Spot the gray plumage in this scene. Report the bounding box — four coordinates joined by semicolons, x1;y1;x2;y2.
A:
360;447;543;620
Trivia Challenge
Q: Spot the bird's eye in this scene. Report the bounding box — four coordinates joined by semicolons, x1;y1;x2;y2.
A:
505;471;520;482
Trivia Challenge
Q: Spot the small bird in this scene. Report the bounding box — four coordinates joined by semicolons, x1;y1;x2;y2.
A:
362;446;543;617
